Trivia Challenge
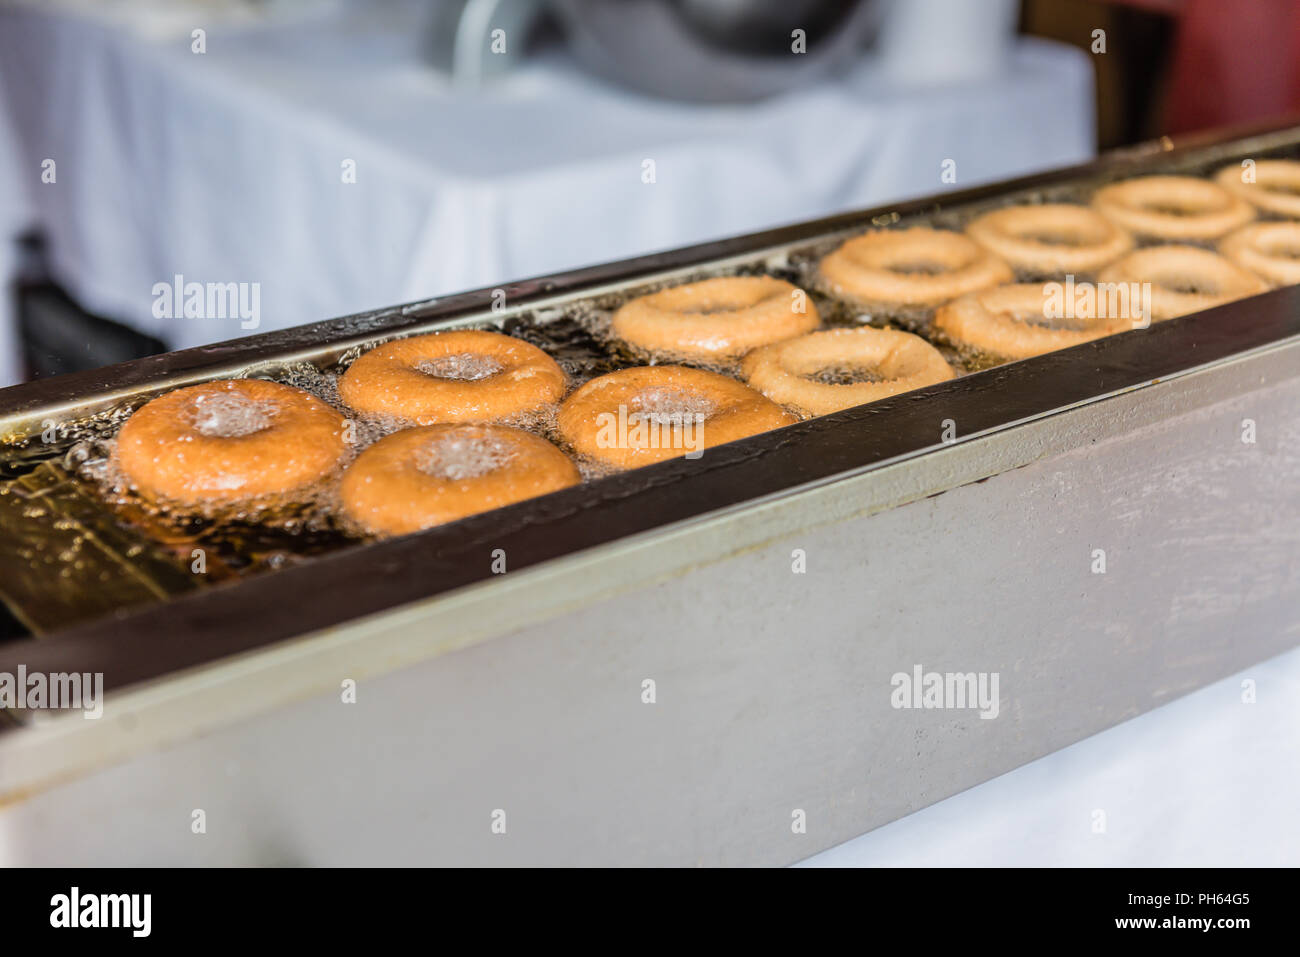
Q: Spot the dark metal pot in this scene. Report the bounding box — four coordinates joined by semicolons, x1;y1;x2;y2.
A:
551;0;883;102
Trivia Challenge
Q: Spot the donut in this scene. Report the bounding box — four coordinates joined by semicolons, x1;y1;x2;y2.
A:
116;379;348;505
556;366;796;469
340;424;579;537
1091;175;1255;241
818;227;1013;308
933;284;1135;360
338;329;565;424
1098;245;1268;321
965;204;1133;274
1219;222;1300;286
610;276;820;362
740;327;954;416
1215;160;1300;218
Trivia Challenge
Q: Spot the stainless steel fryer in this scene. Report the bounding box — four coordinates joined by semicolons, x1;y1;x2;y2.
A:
1;122;1298;866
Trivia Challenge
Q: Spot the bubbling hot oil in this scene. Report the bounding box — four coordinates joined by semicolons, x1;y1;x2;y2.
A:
189;392;276;438
628;387;716;428
54;333;614;562
413;430;513;481
415;353;503;381
61;366;395;562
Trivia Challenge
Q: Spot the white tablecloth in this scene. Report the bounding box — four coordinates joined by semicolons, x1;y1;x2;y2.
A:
0;0;1094;374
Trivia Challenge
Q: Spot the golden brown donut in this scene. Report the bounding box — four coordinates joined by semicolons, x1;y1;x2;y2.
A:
610;275;820;362
933;284;1135;359
1215;160;1300;218
1098;245;1268;320
556;366;796;469
339;329;565;424
818;227;1013;307
1219;222;1300;286
1091;175;1255;241
340;424;579;537
965;204;1133;274
741;327;954;416
116;379;348;505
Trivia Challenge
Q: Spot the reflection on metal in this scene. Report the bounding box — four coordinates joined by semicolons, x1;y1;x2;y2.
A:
0;463;198;634
552;0;883;102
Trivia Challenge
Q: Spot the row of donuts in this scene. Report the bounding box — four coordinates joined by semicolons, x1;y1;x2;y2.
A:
600;160;1300;408
114;373;582;537
110;158;1300;539
109;258;955;536
115;272;968;540
112;327;799;537
822;163;1300;358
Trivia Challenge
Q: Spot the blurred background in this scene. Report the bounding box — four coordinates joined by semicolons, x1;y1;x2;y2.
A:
1;0;1298;387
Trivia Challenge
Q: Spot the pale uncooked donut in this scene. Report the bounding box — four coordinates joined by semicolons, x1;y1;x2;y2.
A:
965;204;1132;274
1219;222;1300;286
1215;160;1300;218
933;284;1135;359
819;228;1013;307
741;327;955;415
1098;245;1268;320
611;276;820;361
1091;175;1255;241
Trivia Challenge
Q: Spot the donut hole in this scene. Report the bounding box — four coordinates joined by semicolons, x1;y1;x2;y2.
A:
414;353;504;381
1138;201;1215;218
1131;188;1226;218
413;431;513;480
883;259;953;276
642;276;785;317
189;393;276;438
1002;218;1116;248
803;364;885;386
674;292;768;314
968;286;1120;332
1155;273;1218;296
779;348;899;384
1117;179;1232;219
628;387;716;426
1014;230;1088;247
1260;240;1300;259
1004;309;1096;332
